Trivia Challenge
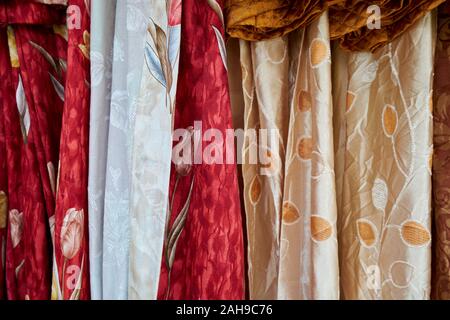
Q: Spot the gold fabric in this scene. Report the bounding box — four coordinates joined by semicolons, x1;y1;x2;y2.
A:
225;0;443;52
239;12;339;300
333;13;435;299
225;0;341;41
330;0;445;52
432;2;450;300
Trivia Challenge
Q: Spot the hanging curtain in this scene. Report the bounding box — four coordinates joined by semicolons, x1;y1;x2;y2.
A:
237;11;339;300
128;0;182;300
432;1;450;300
100;0;152;300
333;12;436;300
0;0;67;300
156;0;245;300
88;0;116;300
52;0;90;300
225;0;445;301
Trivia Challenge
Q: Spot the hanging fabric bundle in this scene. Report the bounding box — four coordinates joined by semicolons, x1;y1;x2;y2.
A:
51;0;91;300
0;0;67;300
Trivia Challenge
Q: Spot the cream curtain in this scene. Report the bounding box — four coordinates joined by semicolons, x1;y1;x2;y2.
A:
128;0;181;300
333;12;435;299
238;12;339;300
232;9;438;300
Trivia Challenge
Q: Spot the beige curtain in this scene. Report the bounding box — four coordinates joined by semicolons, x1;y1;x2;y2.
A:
333;12;435;299
239;12;339;300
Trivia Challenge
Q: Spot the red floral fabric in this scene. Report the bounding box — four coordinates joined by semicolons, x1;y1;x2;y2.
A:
0;0;66;300
157;0;245;300
52;0;90;300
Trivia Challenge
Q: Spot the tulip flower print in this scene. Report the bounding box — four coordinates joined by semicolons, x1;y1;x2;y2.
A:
60;208;84;298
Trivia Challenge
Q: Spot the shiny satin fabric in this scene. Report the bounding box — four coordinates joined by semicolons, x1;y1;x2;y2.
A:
0;0;66;300
432;2;450;300
239;12;339;300
333;13;435;299
225;0;341;41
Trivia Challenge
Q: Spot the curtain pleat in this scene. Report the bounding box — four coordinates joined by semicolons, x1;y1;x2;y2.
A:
156;0;245;300
52;0;90;300
128;0;182;300
0;0;449;302
333;12;435;300
0;1;66;299
238;11;339;300
88;0;117;300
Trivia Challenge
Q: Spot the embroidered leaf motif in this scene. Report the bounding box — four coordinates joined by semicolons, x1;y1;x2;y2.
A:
51;255;63;300
47;162;56;196
168;25;181;68
78;30;90;60
144;43;166;87
29;40;58;72
16;75;31;144
212;25;227;71
15;259;25;278
166;177;195;270
49;73;65;102
149;20;173;90
0;191;7;229
206;0;224;27
58;58;67;73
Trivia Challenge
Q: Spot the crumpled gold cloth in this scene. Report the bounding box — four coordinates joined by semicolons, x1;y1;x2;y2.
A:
330;0;446;52
225;0;445;51
225;0;341;41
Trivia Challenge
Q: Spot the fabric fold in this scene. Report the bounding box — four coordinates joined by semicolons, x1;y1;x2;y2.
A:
88;0;117;300
333;12;435;299
157;0;245;300
225;0;341;41
52;0;90;300
238;11;339;300
128;0;182;300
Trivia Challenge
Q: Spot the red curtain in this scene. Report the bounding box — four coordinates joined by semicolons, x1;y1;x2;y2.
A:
0;0;66;300
157;0;245;300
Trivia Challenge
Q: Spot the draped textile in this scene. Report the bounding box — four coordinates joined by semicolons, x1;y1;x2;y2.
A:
88;0;116;300
432;1;450;300
225;0;444;53
128;0;182;300
238;11;339;300
52;0;90;300
156;0;245;300
101;0;152;300
0;0;66;300
333;13;435;299
329;0;445;52
225;0;342;41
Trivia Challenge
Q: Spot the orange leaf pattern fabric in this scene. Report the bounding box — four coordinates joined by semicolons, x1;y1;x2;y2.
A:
333;13;435;299
239;12;339;300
